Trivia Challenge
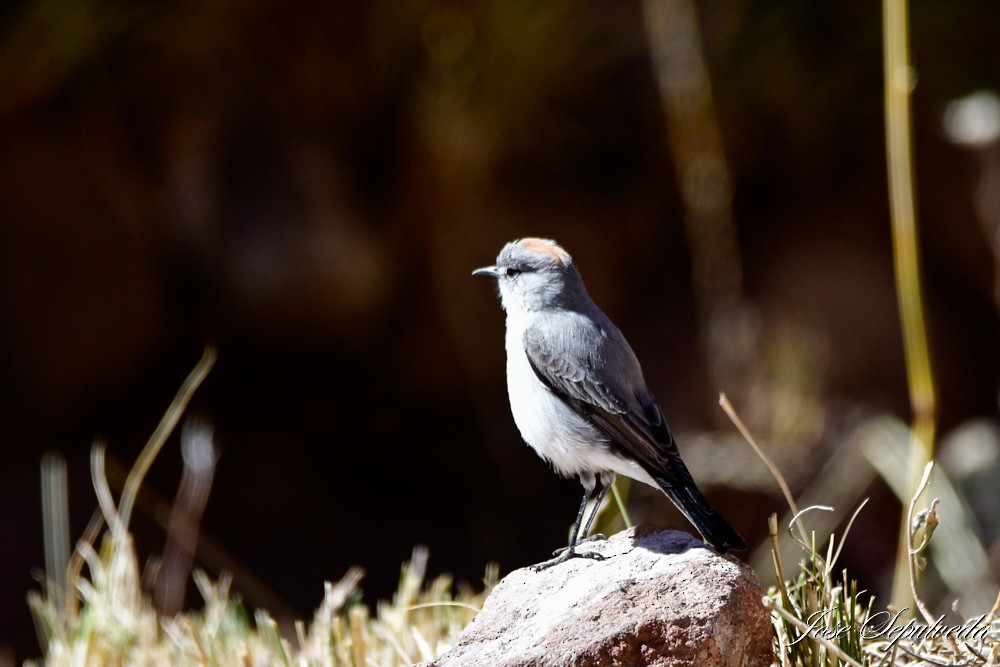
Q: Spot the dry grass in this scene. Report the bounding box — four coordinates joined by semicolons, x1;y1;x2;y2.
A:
763;489;1000;666
26;349;494;667
28;535;493;667
722;394;1000;666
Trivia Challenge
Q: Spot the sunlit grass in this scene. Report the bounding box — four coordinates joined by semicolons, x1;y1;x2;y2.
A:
28;537;494;667
723;394;1000;666
27;349;494;667
762;481;1000;666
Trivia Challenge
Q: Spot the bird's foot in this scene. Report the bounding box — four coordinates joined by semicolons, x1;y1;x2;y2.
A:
550;533;607;557
532;545;607;571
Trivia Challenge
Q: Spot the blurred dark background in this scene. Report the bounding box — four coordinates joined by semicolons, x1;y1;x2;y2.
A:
2;0;999;659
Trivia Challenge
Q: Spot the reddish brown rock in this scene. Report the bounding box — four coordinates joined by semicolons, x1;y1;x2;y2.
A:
421;526;771;667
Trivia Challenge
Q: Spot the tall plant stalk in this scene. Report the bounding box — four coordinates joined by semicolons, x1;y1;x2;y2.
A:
882;0;937;609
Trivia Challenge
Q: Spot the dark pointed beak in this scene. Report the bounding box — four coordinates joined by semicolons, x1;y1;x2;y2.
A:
472;265;499;278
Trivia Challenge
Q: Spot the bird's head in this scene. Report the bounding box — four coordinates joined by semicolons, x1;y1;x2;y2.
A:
473;238;588;313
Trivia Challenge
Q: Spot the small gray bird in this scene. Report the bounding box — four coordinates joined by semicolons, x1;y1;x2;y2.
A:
474;237;744;568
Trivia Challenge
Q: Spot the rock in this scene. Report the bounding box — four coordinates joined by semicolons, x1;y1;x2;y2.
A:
420;525;771;667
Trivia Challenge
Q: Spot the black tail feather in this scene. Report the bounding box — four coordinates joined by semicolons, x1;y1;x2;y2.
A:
652;475;746;552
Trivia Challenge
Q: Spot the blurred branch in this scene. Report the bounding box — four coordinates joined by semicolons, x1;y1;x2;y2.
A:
155;419;218;617
882;0;938;609
640;0;743;324
943;91;1000;313
641;0;799;447
104;453;300;623
40;453;71;617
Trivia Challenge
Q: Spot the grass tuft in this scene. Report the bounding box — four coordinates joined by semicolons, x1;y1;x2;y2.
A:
27;350;494;667
723;395;1000;666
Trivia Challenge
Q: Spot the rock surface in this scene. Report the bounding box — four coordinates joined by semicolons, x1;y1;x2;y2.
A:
420;525;771;667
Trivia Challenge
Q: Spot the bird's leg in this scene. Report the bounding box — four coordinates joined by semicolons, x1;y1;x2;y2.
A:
532;479;610;571
575;477;611;544
566;488;592;547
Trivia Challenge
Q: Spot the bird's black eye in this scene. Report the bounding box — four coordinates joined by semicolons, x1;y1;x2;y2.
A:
503;264;534;278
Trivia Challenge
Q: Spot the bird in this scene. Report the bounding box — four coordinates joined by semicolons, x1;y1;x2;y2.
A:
473;237;744;568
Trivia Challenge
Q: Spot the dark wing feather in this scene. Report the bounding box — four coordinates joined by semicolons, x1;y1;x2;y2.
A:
522;323;745;551
521;325;702;500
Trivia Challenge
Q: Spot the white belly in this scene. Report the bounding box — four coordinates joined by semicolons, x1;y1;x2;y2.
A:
504;324;657;488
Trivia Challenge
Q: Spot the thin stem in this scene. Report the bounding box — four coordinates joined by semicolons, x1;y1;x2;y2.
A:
883;0;937;609
118;345;216;531
720;393;807;545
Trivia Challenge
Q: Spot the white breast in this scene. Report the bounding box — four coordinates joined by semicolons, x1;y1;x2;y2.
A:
503;313;657;488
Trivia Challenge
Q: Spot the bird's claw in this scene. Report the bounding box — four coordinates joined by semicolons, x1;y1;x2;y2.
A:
550;533;608;557
533;546;607;571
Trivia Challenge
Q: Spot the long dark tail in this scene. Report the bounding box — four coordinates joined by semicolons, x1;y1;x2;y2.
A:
651;474;746;552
